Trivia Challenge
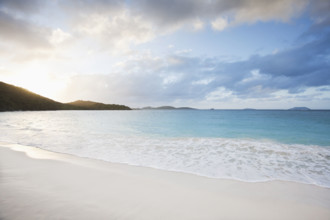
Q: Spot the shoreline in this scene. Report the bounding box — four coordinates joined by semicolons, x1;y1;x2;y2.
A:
2;139;329;188
7;141;330;189
1;142;330;220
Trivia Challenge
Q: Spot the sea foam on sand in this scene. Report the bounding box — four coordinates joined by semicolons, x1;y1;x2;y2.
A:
0;142;329;220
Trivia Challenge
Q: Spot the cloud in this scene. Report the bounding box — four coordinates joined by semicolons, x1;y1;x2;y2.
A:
52;0;156;54
0;10;51;49
58;0;123;15
0;0;324;55
309;0;330;25
192;18;204;31
222;0;308;24
59;30;330;106
54;0;312;51
49;28;72;45
0;0;44;14
131;0;206;29
253;34;330;83
133;0;309;32
299;0;330;39
208;34;330;98
0;0;329;108
0;0;142;55
211;17;228;31
72;11;155;53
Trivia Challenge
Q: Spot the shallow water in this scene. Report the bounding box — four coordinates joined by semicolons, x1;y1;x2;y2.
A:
1;110;329;187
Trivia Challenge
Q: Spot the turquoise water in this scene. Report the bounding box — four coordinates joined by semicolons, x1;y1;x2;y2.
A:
116;110;330;146
1;110;330;187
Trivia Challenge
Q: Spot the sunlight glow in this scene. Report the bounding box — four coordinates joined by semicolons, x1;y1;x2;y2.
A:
9;65;68;101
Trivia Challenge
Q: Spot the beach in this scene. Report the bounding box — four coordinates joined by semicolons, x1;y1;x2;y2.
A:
1;0;329;218
1;142;329;220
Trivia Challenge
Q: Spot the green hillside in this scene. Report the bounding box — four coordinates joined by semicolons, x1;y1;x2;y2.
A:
0;81;131;111
0;81;65;111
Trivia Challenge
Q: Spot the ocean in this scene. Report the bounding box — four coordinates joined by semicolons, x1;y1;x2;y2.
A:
1;110;329;187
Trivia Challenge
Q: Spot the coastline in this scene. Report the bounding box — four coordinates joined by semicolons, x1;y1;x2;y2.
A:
1;142;329;220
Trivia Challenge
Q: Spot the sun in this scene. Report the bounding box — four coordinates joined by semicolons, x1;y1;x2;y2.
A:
20;74;65;100
5;65;68;102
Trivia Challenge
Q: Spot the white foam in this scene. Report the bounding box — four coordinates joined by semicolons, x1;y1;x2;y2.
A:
6;133;328;188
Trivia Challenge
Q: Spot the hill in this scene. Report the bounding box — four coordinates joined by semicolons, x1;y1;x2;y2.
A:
67;100;131;110
288;107;311;111
243;108;257;110
0;81;66;111
0;81;131;111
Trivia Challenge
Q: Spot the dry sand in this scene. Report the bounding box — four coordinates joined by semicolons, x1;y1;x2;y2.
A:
0;142;329;220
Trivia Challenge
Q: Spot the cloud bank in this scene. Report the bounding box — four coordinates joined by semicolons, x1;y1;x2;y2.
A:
62;30;330;107
0;0;329;108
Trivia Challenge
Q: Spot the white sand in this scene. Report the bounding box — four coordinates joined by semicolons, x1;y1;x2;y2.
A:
0;142;329;220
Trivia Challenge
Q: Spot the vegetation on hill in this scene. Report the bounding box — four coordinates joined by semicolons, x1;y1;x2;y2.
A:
67;100;131;110
0;81;131;111
0;81;65;111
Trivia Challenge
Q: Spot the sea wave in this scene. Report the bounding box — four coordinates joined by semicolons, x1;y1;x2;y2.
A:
6;134;330;188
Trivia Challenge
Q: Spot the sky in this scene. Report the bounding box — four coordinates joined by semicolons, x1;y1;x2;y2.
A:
0;0;329;109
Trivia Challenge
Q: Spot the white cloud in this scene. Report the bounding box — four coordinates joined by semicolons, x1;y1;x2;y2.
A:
192;78;214;85
211;17;228;31
49;28;71;45
163;74;182;85
239;69;271;84
168;57;183;65
206;87;234;101
72;10;155;54
174;49;193;55
192;18;204;31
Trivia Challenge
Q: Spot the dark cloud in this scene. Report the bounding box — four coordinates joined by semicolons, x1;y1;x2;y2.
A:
0;0;44;13
131;0;206;27
254;35;329;77
309;0;330;25
0;0;121;14
132;0;307;29
209;32;330;96
0;10;51;48
298;0;330;41
58;0;123;15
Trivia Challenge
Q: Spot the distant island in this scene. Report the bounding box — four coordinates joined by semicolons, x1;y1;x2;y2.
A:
140;106;196;110
0;81;131;111
243;108;257;110
288;107;311;111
